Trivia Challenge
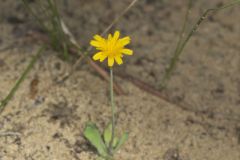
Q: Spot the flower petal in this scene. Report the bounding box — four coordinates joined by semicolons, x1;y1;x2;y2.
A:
115;56;123;65
90;31;132;67
113;31;120;41
94;35;105;43
92;52;103;60
90;40;102;48
118;37;130;46
121;49;133;55
108;57;114;67
100;54;108;62
108;34;113;40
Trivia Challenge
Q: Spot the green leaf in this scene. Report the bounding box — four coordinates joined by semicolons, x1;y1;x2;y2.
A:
84;122;108;157
113;132;128;152
103;123;119;148
103;123;112;147
113;137;119;148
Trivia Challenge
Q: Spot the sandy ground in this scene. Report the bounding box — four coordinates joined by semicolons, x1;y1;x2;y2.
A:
0;0;240;160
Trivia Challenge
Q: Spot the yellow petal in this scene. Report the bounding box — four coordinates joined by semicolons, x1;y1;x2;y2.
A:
92;52;103;60
113;31;120;41
90;40;102;48
121;49;133;55
118;37;130;46
115;56;123;65
94;35;105;43
90;31;133;67
108;34;113;40
100;54;108;62
108;57;114;67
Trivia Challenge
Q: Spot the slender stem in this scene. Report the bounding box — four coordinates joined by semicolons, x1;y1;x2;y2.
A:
109;68;116;154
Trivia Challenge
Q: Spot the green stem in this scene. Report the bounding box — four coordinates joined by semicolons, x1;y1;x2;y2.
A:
109;68;115;154
0;46;46;112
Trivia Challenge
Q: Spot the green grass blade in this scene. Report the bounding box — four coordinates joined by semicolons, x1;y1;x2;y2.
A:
0;46;46;112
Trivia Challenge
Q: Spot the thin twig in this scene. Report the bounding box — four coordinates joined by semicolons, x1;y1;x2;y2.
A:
0;131;21;137
119;71;240;126
118;73;166;99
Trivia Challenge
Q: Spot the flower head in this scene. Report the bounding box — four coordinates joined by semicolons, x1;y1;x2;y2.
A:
90;31;133;67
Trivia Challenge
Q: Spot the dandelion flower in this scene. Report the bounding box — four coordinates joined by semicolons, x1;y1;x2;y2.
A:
90;31;133;67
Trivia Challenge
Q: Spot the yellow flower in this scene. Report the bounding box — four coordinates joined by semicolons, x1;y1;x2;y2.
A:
90;31;133;67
